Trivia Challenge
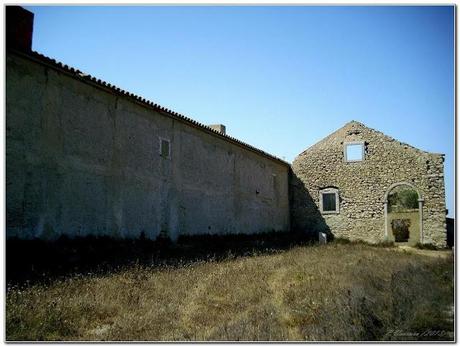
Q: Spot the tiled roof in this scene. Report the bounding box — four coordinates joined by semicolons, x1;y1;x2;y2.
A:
10;48;290;167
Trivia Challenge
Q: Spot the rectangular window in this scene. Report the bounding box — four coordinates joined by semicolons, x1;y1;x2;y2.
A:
322;193;337;212
159;138;170;159
320;188;339;214
344;142;364;162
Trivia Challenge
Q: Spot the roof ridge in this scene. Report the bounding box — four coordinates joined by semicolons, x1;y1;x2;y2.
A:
10;48;290;167
350;121;442;156
295;120;443;159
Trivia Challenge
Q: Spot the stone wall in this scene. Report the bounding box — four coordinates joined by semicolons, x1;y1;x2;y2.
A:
290;121;446;248
6;51;290;240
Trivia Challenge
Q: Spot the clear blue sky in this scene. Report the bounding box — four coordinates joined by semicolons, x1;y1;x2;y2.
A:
25;5;455;217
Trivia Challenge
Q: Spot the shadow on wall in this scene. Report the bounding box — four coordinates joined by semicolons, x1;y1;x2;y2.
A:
289;170;332;240
7;171;331;287
446;217;454;248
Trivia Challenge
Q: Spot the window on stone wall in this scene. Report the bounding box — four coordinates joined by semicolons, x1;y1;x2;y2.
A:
344;142;364;162
159;137;170;159
320;188;339;214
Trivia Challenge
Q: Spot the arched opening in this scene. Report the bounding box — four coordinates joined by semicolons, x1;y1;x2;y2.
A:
384;182;424;246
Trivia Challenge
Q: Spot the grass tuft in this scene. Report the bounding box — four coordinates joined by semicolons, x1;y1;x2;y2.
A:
415;243;439;250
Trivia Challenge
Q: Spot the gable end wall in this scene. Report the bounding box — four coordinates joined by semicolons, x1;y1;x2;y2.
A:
291;121;447;248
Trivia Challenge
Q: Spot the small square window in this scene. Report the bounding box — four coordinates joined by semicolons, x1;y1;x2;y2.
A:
345;142;364;162
159;138;170;159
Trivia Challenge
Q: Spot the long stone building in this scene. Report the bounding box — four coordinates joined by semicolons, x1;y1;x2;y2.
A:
6;7;290;241
6;7;448;247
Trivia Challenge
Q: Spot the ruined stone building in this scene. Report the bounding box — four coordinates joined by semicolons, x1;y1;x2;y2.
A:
291;121;447;248
6;7;448;247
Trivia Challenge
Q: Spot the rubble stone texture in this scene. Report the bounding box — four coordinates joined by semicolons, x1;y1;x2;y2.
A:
290;121;447;248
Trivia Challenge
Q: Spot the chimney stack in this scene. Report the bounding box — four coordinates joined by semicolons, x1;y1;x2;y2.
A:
6;6;34;51
208;124;226;135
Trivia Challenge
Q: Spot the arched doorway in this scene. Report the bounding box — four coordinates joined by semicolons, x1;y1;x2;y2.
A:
384;182;424;246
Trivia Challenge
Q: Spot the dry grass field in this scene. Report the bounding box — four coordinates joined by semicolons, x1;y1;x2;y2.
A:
6;242;454;341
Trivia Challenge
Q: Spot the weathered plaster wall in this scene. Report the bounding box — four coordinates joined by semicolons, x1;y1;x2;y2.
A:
6;52;290;240
291;121;446;248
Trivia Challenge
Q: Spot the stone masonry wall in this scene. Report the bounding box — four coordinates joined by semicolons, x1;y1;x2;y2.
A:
290;121;446;248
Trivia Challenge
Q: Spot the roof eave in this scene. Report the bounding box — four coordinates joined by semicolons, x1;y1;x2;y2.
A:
8;48;290;168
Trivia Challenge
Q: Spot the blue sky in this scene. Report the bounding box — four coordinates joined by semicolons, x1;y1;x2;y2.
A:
25;5;455;217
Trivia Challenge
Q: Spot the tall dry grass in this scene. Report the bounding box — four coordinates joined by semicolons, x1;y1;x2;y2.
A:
6;243;454;341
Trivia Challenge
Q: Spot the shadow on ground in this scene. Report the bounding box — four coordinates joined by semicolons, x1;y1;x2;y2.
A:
7;231;317;287
8;170;334;288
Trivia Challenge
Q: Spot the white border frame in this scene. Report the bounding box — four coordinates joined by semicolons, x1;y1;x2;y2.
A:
344;141;365;162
